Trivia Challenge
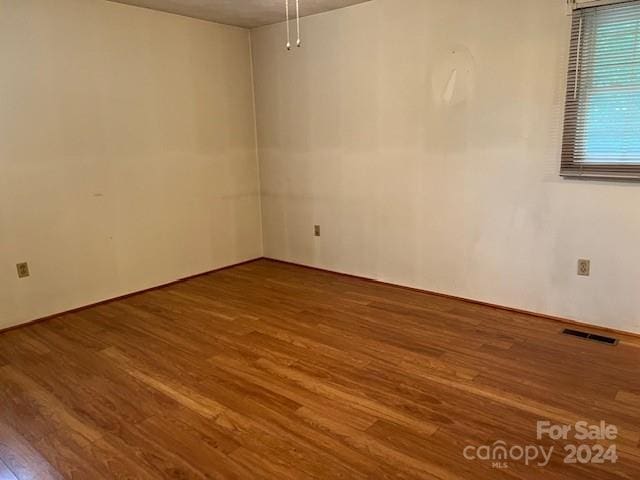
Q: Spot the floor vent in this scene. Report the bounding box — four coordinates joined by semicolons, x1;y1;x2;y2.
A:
562;328;618;346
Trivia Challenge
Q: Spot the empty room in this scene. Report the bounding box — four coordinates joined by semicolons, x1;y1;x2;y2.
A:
1;0;639;478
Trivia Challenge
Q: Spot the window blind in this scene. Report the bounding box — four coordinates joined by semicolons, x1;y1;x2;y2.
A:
561;0;640;179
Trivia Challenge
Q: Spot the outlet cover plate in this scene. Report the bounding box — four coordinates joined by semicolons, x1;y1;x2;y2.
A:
16;262;30;278
578;259;590;276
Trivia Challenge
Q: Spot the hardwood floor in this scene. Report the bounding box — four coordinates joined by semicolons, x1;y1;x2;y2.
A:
1;259;639;479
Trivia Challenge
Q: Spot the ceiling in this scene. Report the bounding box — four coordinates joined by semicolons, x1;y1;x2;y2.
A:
108;0;371;29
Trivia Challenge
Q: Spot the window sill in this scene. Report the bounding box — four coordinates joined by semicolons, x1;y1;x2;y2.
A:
560;171;640;181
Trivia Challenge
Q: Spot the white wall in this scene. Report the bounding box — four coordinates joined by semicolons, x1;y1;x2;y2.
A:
0;0;263;329
251;0;640;334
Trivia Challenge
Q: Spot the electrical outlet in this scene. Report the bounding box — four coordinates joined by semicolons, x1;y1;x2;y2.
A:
16;262;30;278
577;259;590;277
314;225;321;237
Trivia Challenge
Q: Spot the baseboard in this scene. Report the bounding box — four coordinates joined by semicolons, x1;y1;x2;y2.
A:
0;257;264;335
263;257;640;341
4;255;638;341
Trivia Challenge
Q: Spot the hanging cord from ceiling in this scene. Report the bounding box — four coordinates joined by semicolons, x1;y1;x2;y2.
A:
285;0;291;50
285;0;301;50
296;0;301;47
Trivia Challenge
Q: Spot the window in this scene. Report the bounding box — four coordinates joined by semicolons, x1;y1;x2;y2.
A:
561;0;640;179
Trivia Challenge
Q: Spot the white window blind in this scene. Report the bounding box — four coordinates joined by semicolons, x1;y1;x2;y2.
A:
561;0;640;179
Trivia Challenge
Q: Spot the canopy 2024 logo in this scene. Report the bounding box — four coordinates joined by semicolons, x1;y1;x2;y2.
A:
463;421;618;469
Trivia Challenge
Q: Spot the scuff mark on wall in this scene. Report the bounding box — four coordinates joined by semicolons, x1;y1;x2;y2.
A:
431;45;475;107
443;69;458;105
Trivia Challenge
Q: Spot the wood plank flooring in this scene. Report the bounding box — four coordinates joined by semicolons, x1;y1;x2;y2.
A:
1;258;639;479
